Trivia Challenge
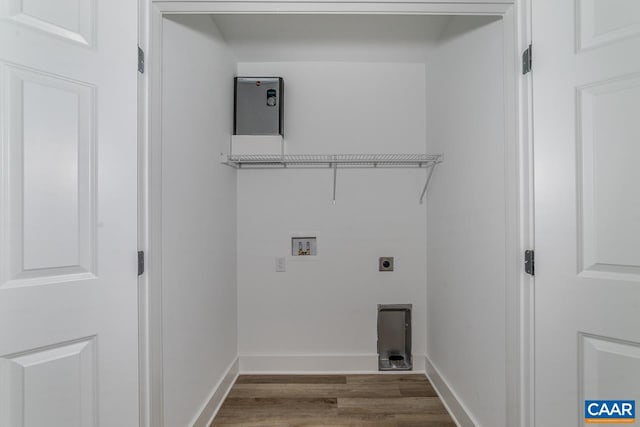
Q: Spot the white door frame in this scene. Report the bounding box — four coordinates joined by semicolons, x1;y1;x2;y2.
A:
138;1;533;426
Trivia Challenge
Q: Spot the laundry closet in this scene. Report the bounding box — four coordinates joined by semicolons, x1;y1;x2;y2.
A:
158;13;511;427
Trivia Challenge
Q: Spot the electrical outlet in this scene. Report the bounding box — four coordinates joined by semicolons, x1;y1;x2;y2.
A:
379;257;394;272
275;257;286;272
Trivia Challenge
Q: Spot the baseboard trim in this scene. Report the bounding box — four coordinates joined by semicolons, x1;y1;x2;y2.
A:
239;353;425;374
424;356;477;427
191;357;239;427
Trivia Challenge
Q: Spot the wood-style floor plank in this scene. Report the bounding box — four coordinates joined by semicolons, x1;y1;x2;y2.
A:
227;383;404;399
345;374;427;384
397;382;439;398
211;374;455;427
236;375;347;384
220;397;338;410
337;397;448;415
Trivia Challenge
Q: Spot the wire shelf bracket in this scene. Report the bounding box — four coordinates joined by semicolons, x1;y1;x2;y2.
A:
222;153;443;204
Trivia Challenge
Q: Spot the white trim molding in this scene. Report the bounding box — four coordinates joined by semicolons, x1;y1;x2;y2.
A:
239;353;426;374
192;357;240;427
425;356;477;427
150;2;513;15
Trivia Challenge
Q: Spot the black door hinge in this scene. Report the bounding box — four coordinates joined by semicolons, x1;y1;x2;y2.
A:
138;46;145;74
524;250;534;276
522;44;532;75
138;251;145;276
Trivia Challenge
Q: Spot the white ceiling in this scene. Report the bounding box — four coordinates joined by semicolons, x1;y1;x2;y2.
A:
210;14;453;62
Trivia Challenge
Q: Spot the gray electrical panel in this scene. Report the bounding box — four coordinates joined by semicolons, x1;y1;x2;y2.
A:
234;77;283;136
377;304;412;371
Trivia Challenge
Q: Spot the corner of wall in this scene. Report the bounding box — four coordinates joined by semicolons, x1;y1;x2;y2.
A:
191;357;240;427
425;356;478;427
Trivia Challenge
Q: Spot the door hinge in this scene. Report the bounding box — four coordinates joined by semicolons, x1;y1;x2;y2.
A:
524;250;534;276
522;44;532;75
138;251;145;276
138;46;145;74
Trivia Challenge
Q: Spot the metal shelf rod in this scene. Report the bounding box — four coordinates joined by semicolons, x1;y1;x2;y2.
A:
419;163;438;205
332;161;338;205
222;153;443;203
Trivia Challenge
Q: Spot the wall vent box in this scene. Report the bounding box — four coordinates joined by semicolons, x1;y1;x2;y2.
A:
377;304;412;371
234;77;284;136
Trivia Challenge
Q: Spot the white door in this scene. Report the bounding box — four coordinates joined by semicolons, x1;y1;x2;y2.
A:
533;0;640;426
0;0;139;426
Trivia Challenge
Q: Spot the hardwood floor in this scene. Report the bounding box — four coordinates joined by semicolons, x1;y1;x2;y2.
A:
211;374;456;426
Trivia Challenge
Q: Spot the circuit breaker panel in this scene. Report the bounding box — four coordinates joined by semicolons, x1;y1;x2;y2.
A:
234;77;284;136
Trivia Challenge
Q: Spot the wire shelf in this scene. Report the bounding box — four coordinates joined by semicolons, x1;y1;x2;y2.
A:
223;153;442;169
222;153;442;204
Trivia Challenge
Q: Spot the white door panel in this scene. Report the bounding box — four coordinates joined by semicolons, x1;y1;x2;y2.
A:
578;74;640;279
577;0;640;51
1;337;97;427
3;0;94;46
3;65;95;284
0;0;138;426
534;0;640;425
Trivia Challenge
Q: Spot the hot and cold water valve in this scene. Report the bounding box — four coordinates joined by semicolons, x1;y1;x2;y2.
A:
291;237;317;256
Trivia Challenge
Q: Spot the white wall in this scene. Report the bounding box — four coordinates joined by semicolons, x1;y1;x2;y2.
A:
162;16;237;427
425;16;506;427
158;13;509;425
212;14;449;62
236;62;428;370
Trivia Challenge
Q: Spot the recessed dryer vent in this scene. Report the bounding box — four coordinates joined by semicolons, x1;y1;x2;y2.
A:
377;304;412;371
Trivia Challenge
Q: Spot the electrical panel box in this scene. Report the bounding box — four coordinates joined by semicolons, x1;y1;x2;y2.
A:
234;77;284;136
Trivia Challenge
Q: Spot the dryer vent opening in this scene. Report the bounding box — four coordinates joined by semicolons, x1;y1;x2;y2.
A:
377;304;412;371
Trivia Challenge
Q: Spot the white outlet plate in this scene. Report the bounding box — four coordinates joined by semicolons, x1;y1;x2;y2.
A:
275;257;286;272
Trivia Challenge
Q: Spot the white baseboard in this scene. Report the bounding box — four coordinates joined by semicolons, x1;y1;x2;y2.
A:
191;357;239;427
239;353;425;374
424;356;477;427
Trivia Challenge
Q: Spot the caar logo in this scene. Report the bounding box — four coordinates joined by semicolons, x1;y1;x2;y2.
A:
585;400;635;424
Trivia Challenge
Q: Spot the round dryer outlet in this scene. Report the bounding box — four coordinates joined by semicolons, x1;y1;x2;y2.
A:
379;257;394;272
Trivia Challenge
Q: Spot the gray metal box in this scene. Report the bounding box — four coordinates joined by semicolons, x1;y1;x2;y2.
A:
377;304;412;371
234;77;283;136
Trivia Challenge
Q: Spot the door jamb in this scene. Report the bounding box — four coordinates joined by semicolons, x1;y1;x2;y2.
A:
137;2;533;426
